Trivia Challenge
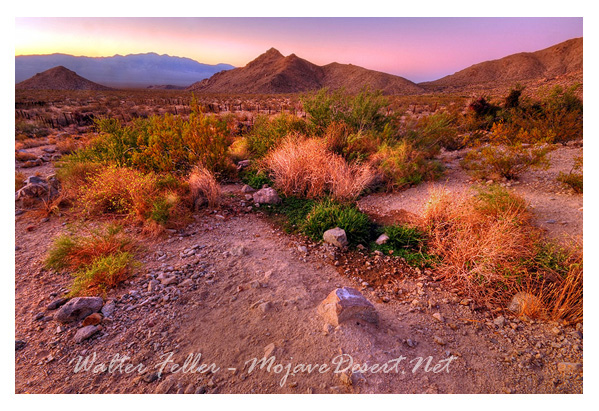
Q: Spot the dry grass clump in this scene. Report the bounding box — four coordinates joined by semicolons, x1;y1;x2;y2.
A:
421;186;537;302
15;151;38;162
188;165;221;208
421;186;583;323
264;137;374;202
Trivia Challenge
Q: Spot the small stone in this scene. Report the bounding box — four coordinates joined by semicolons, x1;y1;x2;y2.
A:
493;316;506;328
230;245;247;256
15;340;26;351
298;245;308;253
73;325;99;343
179;279;194;287
259;302;272;313
318;287;378;326
264;343;275;358
557;362;582;374
323;227;349;248
375;234;389;245
155;376;176;394
195;385;207;394
241;184;256;193
253;187;281;204
508;292;542;315
82;313;102;327
339;372;352;386
46;297;68;311
184;384;196;394
101;301;116;317
433;312;444;322
143;372;160;383
433;336;446;346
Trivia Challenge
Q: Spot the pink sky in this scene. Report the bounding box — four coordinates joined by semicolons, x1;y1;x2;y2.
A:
15;17;582;82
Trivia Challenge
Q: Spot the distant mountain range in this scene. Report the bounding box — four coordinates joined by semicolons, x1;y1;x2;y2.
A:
15;53;235;88
15;38;582;94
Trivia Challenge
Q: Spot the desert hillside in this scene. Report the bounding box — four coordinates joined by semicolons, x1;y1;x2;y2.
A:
421;38;582;90
15;66;113;91
188;48;423;95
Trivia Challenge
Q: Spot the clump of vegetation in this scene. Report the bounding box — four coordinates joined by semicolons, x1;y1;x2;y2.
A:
188;165;221;208
420;186;582;323
45;224;136;296
301;88;392;134
15;171;26;191
372;224;434;266
77;165;187;227
264;138;374;202
557;155;582;193
301;199;371;246
244;113;311;158
241;168;274;189
67;100;234;175
369;140;443;189
461;143;550;180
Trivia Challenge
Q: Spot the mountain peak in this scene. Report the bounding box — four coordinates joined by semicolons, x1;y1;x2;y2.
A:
265;47;283;57
17;65;112;90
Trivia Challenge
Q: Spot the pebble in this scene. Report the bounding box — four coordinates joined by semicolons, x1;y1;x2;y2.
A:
433;312;444;322
433;336;446;346
74;325;99;343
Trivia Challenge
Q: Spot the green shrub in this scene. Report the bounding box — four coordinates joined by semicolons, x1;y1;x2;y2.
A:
245;113;311;158
241;168;274;189
301;88;391;134
372;224;434;266
301;199;371;245
461;143;550;180
557;155;583;193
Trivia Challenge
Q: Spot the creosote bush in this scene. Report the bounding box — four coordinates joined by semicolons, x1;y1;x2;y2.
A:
301;199;371;246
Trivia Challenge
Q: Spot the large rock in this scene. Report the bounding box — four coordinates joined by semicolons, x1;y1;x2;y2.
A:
55;297;103;323
252;187;281;204
375;234;389;245
15;174;60;205
318;287;378;326
323;227;349;247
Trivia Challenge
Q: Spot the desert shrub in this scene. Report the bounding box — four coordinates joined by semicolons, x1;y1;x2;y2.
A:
188;165;221;208
369;140;443;189
504;84;524;109
15;172;26;191
264;138;374;202
461;143;550;180
15;151;38;162
79;166;159;219
409;111;461;151
302;199;371;246
323;122;382;163
241;168;274;189
71;102;234;175
245;113;311;158
421;187;537;301
557;155;582;193
45;224;136;296
266;196;317;233
55;136;79;154
55;160;103;200
301;88;391;134
372;224;433;266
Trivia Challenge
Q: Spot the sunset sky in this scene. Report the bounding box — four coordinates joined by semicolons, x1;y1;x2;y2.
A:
15;17;582;82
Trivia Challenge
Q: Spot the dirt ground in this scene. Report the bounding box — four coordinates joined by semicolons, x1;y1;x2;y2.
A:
14;143;583;394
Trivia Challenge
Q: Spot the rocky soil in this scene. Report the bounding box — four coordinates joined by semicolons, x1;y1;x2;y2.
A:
14;142;583;394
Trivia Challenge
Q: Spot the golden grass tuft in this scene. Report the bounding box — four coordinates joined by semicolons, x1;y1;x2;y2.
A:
188;165;221;208
264;137;374;202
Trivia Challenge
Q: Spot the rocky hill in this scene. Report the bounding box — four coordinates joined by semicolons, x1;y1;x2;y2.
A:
15;66;113;91
421;37;582;91
187;48;423;95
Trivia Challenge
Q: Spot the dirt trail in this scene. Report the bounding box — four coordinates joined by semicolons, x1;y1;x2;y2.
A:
15;190;583;394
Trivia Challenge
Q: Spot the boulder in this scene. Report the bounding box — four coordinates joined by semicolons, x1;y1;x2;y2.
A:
323;227;349;248
55;297;103;323
253;187;281;204
318;287;378;326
